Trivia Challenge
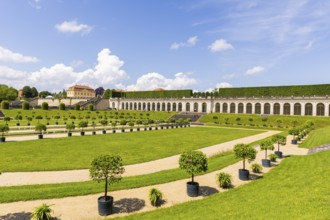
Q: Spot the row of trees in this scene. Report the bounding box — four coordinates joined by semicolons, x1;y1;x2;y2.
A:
0;84;18;102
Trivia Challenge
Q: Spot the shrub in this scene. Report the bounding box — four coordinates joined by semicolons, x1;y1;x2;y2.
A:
179;150;208;183
22;101;30;110
30;203;52;220
268;154;277;162
216;172;232;189
149;188;163;207
74;104;80;111
59;102;65;110
35;123;47;134
66;123;75;132
41;102;48;110
1;101;9;109
251;163;263;173
234;144;257;170
88;104;94;111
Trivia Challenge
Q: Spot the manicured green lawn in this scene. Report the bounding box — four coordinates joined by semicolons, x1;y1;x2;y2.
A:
300;126;330;148
117;151;330;220
0;151;238;203
0;127;261;171
199;113;330;129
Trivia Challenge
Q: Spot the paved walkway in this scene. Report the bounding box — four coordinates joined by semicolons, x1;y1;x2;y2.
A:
0;136;308;220
0;130;280;186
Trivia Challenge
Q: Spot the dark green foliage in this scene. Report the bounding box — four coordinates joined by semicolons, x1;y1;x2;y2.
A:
216;172;232;188
260;140;274;159
41;102;48;110
39;91;52;98
0;124;9;137
88;104;94;111
31;87;38;98
251;163;263;173
22;101;30;110
59;103;65;110
179;150;208;183
1;101;9;109
0;84;18;102
35;123;47;134
149;188;163;207
78;121;88;131
272;134;287;152
74;104;80;111
219;84;330;97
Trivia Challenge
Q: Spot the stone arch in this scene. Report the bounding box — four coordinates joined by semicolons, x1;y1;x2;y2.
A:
305;103;313;116
138;102;141;110
230;103;235;113
255;103;261;114
112;102;116;109
238;103;244;113
264;103;270;114
215;103;220;113
316;103;325;116
152;103;156;111
223;103;228;113
157;103;160;111
167;103;171;111
162;103;166;111
186;102;190;112
178;103;182;111
283;103;290;115
121;102;124;110
129;102;133;110
273;103;280;115
294;103;301;115
202;103;207;113
125;102;129;110
246;103;252;114
142;102;146;111
173;103;177;111
194;102;198;112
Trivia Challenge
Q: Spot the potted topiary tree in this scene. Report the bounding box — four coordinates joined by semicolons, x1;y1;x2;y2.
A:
272;134;287;158
288;128;299;144
136;120;142;131
78;121;88;136
128;121;134;132
99;119;108;134
90;154;125;216
35;123;47;139
120;120;126;132
143;120;149;131
260;140;274;167
15;114;22;126
54;115;60;125
66;123;75;137
234;143;257;180
179;150;208;197
111;121;117;133
27;117;32;126
0;124;9;142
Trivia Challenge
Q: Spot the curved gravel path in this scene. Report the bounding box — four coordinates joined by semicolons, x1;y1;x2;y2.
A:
0;130;280;186
0;135;308;220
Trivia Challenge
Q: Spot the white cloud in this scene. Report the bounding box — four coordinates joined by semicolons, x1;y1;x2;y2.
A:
245;66;265;75
0;65;27;80
170;36;198;50
55;21;92;35
304;40;314;50
29;0;42;9
125;72;197;91
70;60;84;68
208;39;233;52
0;46;39;63
216;82;233;88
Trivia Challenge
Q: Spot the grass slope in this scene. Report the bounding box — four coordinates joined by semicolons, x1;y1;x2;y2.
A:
0;127;261;171
300;126;330;148
0;152;238;203
118;151;330;220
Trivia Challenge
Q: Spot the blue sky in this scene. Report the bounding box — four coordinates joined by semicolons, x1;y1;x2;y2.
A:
1;0;330;92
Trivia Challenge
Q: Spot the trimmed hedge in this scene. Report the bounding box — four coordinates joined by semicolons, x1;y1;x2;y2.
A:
219;84;330;97
114;90;193;99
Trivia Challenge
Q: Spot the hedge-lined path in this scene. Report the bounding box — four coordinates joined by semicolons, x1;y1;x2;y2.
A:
0;130;280;186
0;136;308;220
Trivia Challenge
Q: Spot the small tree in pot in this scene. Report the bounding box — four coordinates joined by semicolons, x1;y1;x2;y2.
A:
120;120;126;132
179;150;208;197
35;123;47;139
66;123;75;137
260;140;274;167
288;128;299;144
99;119;108;134
128;121;134;132
136;120;142;131
234;143;256;180
111;121;117;133
78;121;88;136
0;124;9;142
271;134;286;158
90;155;125;216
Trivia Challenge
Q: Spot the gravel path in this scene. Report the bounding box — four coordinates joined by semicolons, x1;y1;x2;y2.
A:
0;136;308;220
0;130;280;186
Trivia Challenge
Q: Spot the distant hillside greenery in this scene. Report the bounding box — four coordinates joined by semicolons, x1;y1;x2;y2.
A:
219;84;330;97
110;90;193;99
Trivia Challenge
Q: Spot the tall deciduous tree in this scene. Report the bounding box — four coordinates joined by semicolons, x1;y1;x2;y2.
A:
22;86;32;98
95;87;105;96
